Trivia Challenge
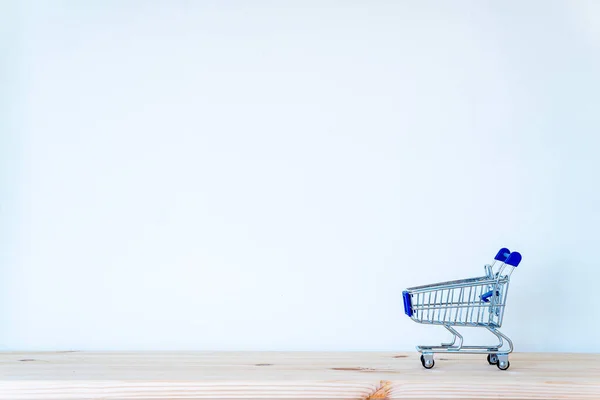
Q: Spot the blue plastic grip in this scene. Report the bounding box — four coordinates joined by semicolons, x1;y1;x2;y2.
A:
505;251;522;267
494;248;511;262
403;291;413;317
480;290;499;302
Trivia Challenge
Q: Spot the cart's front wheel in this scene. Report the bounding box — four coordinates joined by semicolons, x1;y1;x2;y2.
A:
420;354;434;369
487;354;498;365
497;360;510;370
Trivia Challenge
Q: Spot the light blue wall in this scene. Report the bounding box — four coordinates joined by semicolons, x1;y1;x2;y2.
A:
0;1;25;337
2;0;600;351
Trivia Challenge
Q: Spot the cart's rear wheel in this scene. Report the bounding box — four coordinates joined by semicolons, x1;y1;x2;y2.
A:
487;354;498;365
420;354;434;369
497;360;510;370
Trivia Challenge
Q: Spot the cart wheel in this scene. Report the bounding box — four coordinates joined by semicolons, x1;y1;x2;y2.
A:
487;354;498;365
420;355;434;369
497;360;510;370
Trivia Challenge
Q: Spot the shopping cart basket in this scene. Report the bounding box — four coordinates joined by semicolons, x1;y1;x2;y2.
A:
402;248;522;370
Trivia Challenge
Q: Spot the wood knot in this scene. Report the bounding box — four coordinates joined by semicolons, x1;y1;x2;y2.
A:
367;380;392;399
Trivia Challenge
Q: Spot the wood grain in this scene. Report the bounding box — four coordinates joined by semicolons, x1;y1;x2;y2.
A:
1;352;598;399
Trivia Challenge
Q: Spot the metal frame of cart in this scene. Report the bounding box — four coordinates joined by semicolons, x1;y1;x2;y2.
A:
403;248;522;370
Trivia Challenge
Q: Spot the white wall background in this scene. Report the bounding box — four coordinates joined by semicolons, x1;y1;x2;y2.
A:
2;0;600;352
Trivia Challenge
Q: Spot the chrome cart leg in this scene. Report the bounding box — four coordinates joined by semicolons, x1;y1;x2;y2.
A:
443;325;463;351
485;326;505;350
488;327;513;352
417;325;463;352
440;325;458;347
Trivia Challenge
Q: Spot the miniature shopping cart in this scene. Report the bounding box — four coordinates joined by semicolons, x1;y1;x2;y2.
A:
402;248;522;370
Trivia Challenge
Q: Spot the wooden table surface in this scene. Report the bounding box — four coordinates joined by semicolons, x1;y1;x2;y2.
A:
1;352;599;399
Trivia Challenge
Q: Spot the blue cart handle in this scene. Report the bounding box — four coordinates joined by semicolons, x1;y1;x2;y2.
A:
505;252;522;267
494;248;511;262
493;248;522;267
